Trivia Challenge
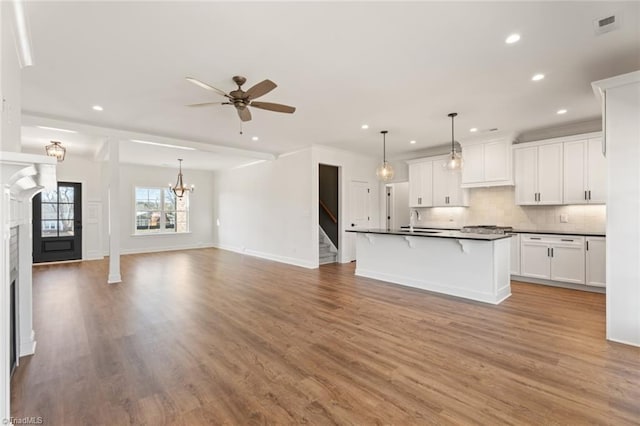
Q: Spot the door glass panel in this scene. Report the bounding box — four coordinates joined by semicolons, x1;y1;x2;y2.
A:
59;220;74;236
59;203;74;221
58;186;74;203
40;189;58;203
41;203;58;220
41;221;59;237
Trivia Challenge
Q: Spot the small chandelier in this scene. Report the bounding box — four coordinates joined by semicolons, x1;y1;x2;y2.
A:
45;141;66;162
169;159;194;198
376;130;394;181
445;112;463;170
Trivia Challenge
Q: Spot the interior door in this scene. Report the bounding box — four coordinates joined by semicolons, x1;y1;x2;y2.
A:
349;180;370;229
347;180;371;262
33;182;82;263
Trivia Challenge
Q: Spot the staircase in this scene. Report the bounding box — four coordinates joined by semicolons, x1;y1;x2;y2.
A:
319;227;337;265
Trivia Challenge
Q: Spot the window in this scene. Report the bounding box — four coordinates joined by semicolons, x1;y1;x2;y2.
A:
135;187;189;234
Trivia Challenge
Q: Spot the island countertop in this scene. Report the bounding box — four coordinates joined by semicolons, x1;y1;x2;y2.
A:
346;228;513;241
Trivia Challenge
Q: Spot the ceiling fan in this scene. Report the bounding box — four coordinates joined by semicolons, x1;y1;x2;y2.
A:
186;75;296;122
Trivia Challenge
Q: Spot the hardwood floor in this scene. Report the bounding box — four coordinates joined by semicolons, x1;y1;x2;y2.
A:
11;248;640;425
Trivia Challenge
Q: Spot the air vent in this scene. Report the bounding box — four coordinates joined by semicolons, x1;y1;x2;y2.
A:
594;14;620;35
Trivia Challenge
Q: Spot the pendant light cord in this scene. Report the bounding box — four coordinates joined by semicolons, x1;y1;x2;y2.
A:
448;112;458;155
381;130;388;163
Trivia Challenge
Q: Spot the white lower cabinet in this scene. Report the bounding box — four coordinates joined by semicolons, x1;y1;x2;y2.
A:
520;234;585;284
586;237;606;287
509;233;520;275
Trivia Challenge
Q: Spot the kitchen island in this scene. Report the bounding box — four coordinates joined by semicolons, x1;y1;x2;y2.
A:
346;228;512;304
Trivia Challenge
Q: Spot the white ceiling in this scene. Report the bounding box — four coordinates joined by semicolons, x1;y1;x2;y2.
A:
20;1;640;163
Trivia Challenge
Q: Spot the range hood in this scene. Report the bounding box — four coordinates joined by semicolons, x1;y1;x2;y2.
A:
0;151;57;199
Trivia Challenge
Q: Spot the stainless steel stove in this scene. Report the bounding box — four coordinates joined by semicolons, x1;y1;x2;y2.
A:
460;225;513;234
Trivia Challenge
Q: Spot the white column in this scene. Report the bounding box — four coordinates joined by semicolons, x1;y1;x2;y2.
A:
107;139;121;284
593;71;640;347
18;199;35;355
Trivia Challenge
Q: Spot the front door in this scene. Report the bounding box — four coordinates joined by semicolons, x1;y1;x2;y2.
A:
32;182;82;263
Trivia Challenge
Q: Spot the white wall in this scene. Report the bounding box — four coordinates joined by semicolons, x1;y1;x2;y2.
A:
211;145;380;267
212;149;316;268
118;163;215;254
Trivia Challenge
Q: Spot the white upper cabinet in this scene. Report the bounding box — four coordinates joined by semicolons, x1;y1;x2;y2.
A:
514;146;538;204
563;138;607;204
408;156;466;208
432;158;468;207
514;141;563;205
408;160;433;207
461;138;513;188
537;143;564;205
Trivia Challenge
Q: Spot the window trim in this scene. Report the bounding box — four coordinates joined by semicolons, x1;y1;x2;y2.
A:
133;186;190;235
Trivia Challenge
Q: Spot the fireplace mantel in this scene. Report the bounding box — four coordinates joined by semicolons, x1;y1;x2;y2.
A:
1;151;57;423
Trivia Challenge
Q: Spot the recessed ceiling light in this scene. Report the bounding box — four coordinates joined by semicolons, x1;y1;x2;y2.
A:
505;33;521;44
469;128;478;132
532;74;545;81
37;125;78;134
130;139;196;150
252;136;259;141
92;105;103;111
409;140;416;144
557;109;568;115
361;124;369;129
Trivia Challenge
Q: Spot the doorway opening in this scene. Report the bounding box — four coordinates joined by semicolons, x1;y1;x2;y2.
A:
319;165;339;264
385;182;410;230
32;182;82;263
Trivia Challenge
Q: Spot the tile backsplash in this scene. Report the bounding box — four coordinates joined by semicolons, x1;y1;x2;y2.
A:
414;186;606;233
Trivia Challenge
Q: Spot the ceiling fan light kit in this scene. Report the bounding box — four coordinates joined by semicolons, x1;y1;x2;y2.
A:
376;130;395;181
186;75;296;124
445;112;463;171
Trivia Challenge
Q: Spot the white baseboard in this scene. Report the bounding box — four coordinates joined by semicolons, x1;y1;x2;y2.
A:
120;242;216;256
19;330;36;357
356;268;509;305
107;274;122;284
511;275;606;293
213;243;317;269
606;336;640;348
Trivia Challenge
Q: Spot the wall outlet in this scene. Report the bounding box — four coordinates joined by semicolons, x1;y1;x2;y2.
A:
560;214;569;223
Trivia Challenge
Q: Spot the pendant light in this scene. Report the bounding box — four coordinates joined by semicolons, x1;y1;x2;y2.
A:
445;112;463;170
169;159;194;198
376;130;394;181
45;141;66;162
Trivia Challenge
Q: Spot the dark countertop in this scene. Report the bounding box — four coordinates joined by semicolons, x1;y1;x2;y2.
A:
346;228;512;241
399;226;606;238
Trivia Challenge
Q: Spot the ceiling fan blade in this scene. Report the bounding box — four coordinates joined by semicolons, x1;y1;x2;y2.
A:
185;77;230;98
244;79;277;100
186;102;224;107
250;101;296;114
237;107;252;122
